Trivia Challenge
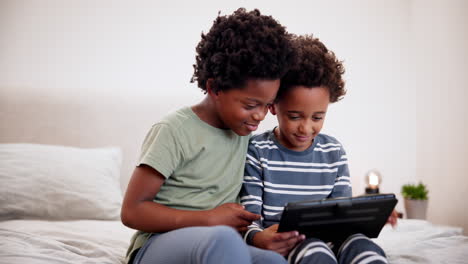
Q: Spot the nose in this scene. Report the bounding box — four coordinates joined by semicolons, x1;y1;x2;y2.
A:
298;120;314;135
252;106;268;121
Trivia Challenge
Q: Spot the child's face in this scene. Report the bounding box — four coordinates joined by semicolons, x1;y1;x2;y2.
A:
270;86;330;151
214;79;280;136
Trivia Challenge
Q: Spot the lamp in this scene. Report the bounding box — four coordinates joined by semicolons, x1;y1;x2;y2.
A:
365;169;382;194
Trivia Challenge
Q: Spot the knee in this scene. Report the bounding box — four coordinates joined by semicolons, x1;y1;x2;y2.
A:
201;225;244;250
338;234;385;256
338;234;387;264
289;238;337;264
206;226;239;242
196;226;251;263
251;248;286;264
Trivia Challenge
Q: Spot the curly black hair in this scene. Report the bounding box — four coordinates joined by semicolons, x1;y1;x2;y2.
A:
191;8;295;93
277;35;346;103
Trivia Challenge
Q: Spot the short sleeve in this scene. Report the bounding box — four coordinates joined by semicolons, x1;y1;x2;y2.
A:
138;124;183;179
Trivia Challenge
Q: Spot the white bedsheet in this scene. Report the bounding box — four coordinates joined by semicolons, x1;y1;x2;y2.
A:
374;219;468;264
0;219;134;264
1;219;468;264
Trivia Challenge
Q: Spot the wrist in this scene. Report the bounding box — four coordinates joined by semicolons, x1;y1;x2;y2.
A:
173;209;213;228
199;209;215;226
245;228;262;245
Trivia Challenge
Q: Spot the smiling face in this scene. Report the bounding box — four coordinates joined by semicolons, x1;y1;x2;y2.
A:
270;85;330;151
212;79;280;136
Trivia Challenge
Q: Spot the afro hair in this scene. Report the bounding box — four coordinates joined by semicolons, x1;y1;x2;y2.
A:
278;35;346;103
191;8;295;93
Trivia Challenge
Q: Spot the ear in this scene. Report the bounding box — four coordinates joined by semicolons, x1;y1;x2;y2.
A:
206;78;218;98
269;104;277;115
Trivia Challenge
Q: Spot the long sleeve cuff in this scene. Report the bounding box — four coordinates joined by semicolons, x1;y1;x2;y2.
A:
244;227;263;245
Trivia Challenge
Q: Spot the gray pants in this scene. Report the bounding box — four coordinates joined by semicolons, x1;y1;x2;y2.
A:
288;233;387;264
133;225;287;264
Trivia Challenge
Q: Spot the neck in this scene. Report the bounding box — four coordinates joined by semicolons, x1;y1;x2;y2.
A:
192;96;224;129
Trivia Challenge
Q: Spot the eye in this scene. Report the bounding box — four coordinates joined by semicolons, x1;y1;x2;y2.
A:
288;115;300;120
312;116;323;121
244;105;257;110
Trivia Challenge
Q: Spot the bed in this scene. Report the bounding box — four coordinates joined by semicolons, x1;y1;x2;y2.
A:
375;219;468;263
0;220;133;263
1;143;468;264
0;144;134;264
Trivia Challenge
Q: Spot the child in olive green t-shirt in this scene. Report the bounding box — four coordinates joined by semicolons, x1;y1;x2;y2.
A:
121;8;298;264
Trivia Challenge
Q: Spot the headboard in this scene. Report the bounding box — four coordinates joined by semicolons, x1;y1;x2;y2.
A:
0;86;182;193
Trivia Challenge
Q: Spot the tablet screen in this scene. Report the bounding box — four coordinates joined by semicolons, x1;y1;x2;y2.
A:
278;193;398;242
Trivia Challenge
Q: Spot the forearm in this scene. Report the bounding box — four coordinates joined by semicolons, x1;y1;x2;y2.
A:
122;165;260;233
122;165;215;233
121;200;211;233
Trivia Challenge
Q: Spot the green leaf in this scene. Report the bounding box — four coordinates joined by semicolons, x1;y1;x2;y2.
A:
401;182;429;200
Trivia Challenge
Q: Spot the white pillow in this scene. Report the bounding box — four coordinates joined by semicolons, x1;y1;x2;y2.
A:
0;144;123;220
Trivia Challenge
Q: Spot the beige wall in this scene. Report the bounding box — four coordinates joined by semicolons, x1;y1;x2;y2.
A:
1;0;467;233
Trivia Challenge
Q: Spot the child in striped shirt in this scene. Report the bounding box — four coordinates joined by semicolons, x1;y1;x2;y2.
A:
240;35;390;264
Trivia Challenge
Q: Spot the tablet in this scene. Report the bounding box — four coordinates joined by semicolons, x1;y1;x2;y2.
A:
278;193;398;242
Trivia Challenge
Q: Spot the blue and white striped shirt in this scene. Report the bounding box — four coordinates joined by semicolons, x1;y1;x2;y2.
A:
240;130;352;243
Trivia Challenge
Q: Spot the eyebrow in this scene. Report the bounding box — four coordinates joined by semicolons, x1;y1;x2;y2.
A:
287;111;326;114
245;98;274;104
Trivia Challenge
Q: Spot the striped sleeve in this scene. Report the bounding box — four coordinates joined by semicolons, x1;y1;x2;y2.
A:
329;147;352;198
240;140;264;244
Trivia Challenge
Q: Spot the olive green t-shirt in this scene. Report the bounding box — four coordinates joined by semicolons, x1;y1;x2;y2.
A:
126;106;250;262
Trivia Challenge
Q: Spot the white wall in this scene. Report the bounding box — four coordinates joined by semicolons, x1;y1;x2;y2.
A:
0;0;466;233
410;0;468;235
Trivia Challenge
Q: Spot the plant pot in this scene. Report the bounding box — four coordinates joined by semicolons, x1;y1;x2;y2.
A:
404;198;428;219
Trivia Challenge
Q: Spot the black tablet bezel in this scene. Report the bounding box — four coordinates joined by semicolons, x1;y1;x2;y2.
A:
277;193;398;242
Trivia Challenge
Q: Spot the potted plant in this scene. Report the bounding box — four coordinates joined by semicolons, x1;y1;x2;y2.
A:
401;182;429;219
